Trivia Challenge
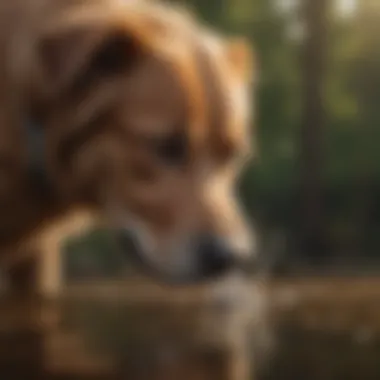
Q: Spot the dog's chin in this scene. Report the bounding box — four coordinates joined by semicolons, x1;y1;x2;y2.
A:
115;229;240;286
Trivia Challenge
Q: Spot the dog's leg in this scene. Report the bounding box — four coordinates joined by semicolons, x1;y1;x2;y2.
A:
34;208;103;299
224;338;251;380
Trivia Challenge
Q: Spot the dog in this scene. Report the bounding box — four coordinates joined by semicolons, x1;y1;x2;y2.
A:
0;0;256;287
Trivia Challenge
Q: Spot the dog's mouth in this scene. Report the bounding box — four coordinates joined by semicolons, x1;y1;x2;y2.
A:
115;229;251;286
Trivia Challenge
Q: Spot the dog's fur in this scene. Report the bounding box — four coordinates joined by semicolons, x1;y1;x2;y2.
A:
0;0;255;282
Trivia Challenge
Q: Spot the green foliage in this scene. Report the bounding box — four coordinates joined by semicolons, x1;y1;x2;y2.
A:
62;228;125;279
188;0;380;262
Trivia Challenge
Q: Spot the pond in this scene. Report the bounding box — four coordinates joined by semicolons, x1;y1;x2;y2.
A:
1;276;380;380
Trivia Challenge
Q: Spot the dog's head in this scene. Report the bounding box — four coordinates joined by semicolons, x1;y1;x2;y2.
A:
30;1;256;283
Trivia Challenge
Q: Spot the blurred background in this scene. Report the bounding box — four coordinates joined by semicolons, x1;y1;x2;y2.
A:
2;0;380;380
178;0;379;274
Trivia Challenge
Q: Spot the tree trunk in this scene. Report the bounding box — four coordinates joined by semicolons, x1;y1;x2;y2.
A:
298;0;329;264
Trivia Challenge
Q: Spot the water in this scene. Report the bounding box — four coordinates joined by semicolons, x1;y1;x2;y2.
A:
1;277;380;380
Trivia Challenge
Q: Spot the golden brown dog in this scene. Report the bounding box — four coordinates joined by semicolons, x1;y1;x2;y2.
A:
0;0;256;286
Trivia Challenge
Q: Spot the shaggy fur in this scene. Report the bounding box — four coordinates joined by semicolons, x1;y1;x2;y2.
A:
0;0;255;283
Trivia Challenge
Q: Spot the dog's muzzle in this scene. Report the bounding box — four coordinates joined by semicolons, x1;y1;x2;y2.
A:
115;229;254;285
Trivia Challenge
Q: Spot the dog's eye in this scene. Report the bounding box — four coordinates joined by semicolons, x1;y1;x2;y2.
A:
154;132;187;166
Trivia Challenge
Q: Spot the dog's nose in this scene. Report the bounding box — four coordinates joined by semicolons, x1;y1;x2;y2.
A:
196;234;247;278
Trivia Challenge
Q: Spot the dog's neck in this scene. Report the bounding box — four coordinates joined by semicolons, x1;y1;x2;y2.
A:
0;0;103;250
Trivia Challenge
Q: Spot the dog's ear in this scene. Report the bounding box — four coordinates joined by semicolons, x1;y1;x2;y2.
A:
38;24;142;96
225;37;256;83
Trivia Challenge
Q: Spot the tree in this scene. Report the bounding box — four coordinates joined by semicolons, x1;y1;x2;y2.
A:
298;0;329;262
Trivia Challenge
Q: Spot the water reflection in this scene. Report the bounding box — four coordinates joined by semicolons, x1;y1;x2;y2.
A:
1;277;380;380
